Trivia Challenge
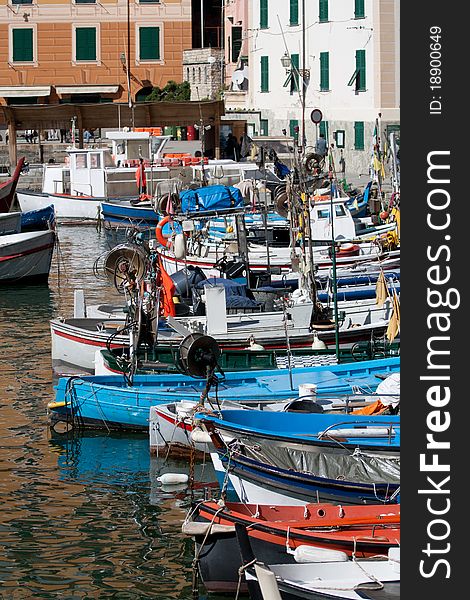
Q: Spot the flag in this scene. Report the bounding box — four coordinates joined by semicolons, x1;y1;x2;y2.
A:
386;291;400;342
375;270;388;307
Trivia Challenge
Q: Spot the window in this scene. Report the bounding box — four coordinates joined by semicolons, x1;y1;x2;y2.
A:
319;120;328;139
74;0;96;3
355;0;365;18
319;0;328;22
11;0;32;4
318;209;330;219
139;27;160;61
260;56;269;92
260;119;269;136
289;119;299;142
290;0;299;26
320;52;329;91
75;27;96;61
260;0;268;29
290;53;299;93
335;204;347;217
89;154;101;169
354;121;365;150
12;28;33;62
75;154;87;169
139;0;161;2
355;49;366;91
334;130;345;148
231;27;242;63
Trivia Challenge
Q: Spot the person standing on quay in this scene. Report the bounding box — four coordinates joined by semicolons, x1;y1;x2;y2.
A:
135;158;147;195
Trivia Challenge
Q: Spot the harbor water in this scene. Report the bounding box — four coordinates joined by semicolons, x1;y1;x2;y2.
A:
0;224;222;599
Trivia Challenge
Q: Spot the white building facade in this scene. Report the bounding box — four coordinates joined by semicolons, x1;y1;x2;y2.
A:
224;0;399;175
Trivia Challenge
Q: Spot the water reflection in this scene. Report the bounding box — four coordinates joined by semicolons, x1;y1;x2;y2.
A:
0;225;223;599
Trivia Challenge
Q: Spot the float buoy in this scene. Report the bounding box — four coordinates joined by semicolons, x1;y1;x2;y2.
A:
155;215;173;248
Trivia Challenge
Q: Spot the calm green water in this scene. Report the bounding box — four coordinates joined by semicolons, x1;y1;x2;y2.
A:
0;225;221;599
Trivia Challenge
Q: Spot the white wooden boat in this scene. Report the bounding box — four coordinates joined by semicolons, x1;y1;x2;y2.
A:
242;544;400;600
50;295;395;373
0;229;55;283
16;132;172;221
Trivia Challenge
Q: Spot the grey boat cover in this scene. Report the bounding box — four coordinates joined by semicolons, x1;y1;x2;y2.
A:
237;439;400;485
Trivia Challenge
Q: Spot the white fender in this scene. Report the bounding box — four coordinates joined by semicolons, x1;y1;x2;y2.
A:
173;233;186;260
157;473;189;485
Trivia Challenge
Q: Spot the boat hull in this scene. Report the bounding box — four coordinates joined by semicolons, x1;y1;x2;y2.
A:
0;230;55;283
17;190;135;221
48;358;400;430
188;501;400;594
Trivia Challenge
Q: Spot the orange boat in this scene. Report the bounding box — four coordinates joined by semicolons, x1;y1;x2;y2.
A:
184;500;400;593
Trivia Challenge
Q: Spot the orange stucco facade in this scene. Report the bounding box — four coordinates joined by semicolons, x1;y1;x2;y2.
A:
0;0;192;104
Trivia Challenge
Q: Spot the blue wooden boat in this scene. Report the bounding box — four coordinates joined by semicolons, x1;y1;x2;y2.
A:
20;204;55;232
197;410;400;455
317;283;400;302
48;357;400;430
100;200;161;230
201;410;400;505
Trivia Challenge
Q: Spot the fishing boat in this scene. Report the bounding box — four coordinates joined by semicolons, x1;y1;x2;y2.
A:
50;294;396;373
0;157;25;213
0;229;56;283
182;500;400;594
0;211;22;235
97;337;400;376
47;357;400;430
20;204;55;232
197;407;400;505
16;132;173;221
149;369;400;455
236;523;400;600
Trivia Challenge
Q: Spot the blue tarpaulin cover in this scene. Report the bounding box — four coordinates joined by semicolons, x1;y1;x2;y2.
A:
180;185;244;213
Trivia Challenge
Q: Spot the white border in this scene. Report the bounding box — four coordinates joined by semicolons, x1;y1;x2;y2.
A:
135;22;164;65
72;23;101;65
8;23;38;66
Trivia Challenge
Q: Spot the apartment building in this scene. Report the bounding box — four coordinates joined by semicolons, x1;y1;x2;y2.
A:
0;0;192;105
224;0;400;175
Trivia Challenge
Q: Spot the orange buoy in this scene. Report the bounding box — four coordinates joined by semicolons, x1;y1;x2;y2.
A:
155;215;173;248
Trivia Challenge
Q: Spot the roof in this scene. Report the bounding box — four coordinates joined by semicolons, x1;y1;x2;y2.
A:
0;100;225;130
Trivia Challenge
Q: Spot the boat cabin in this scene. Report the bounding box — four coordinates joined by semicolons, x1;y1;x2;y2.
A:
42;132;172;198
310;197;357;242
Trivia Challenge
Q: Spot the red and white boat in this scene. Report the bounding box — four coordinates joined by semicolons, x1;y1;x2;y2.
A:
183;500;400;594
0;157;25;213
0;229;55;283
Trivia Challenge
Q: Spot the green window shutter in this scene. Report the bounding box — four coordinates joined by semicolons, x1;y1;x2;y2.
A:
319;120;328;139
319;0;328;22
354;121;365;150
260;0;268;29
355;0;365;18
231;27;242;63
356;49;366;91
290;53;300;93
140;27;160;60
290;0;299;25
260;56;269;92
12;0;33;4
260;119;269;136
12;28;33;62
320;52;329;91
74;0;96;3
76;28;96;61
290;119;299;142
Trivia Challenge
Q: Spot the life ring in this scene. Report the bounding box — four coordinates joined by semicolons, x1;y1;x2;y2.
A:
156;215;173;248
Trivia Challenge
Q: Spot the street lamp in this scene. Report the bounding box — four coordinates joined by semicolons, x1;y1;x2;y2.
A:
281;52;291;71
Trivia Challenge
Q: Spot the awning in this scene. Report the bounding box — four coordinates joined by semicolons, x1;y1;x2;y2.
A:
0;86;51;98
55;85;120;95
